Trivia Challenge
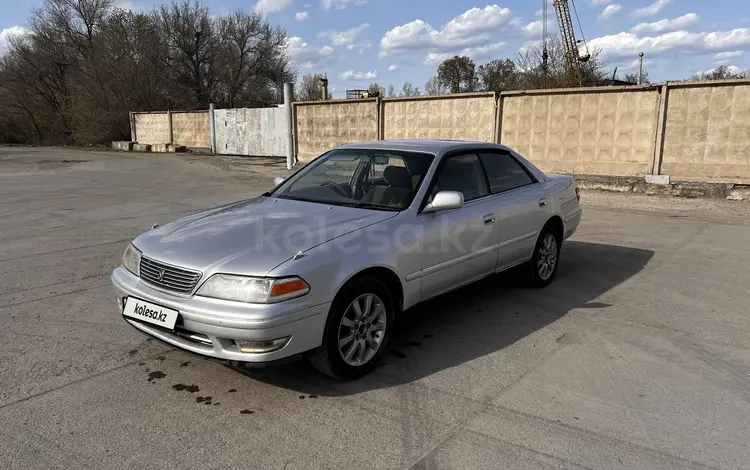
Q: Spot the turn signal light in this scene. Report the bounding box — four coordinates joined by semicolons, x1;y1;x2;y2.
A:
269;278;310;301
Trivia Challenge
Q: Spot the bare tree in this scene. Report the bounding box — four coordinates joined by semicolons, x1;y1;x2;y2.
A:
400;81;420;97
622;71;650;84
213;10;292;108
155;0;217;107
296;73;330;101
0;0;295;144
424;76;447;95
690;65;749;81
514;35;608;89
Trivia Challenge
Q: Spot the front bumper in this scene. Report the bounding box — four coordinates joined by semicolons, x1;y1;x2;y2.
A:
111;267;330;363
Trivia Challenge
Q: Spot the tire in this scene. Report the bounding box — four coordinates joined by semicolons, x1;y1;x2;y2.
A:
309;276;395;380
527;225;561;288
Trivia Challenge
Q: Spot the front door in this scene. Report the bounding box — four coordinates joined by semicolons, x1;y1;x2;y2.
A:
419;153;500;301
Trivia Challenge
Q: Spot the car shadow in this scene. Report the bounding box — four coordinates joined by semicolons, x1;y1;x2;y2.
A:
229;241;654;395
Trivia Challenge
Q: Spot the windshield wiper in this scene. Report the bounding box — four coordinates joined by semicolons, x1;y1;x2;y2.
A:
339;201;400;211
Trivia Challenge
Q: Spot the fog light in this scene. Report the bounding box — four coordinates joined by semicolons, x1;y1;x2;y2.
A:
235;337;290;354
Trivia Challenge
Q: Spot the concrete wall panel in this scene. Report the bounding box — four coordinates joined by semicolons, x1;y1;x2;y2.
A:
295;99;378;163
215;108;287;156
171;111;210;149
383;94;496;142
662;83;750;182
501;89;660;176
133;113;169;144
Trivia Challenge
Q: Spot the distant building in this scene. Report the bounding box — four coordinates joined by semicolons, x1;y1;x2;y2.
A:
346;89;368;99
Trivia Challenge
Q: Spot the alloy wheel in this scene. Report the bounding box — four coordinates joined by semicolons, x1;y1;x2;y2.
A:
537;233;558;281
337;293;387;366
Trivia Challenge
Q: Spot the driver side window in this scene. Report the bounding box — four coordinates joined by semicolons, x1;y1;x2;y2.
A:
431;153;489;202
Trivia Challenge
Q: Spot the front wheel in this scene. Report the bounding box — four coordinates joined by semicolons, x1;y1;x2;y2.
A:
527;227;561;288
309;277;394;380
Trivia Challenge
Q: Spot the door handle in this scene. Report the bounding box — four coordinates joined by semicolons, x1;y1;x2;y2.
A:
538;198;548;207
483;214;496;225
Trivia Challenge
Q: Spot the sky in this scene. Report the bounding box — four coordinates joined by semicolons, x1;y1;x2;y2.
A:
2;0;750;98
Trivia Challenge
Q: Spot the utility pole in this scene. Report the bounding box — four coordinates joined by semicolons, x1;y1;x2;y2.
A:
284;83;294;170
638;52;644;85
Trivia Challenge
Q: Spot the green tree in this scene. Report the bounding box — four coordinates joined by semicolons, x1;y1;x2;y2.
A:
386;85;397;98
477;59;519;94
623;71;650;84
367;82;385;96
437;55;477;93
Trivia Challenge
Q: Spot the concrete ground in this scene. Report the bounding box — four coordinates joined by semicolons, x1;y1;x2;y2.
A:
1;146;750;469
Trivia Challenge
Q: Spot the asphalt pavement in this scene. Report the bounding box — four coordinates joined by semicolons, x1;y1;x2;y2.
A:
1;146;749;469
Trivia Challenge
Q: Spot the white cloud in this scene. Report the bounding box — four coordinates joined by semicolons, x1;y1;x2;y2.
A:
379;5;514;58
631;0;671;19
321;0;367;10
631;13;699;34
339;70;377;80
714;51;744;64
286;37;337;69
115;0;136;11
388;64;398;72
592;0;612;5
588;28;750;60
522;20;552;38
319;23;369;47
255;0;293;14
726;65;748;75
424;42;507;65
599;4;623;20
0;26;29;54
295;11;309;21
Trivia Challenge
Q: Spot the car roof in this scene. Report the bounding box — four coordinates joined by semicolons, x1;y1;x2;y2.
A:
335;140;512;155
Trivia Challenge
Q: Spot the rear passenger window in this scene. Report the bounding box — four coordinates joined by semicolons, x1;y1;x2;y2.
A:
479;152;535;194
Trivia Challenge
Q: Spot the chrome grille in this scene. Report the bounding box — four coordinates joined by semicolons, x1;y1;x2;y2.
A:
139;256;202;294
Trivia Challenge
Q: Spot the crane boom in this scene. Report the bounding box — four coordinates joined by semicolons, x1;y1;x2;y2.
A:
550;0;590;86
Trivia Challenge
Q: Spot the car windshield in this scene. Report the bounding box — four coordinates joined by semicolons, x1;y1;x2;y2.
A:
271;148;435;211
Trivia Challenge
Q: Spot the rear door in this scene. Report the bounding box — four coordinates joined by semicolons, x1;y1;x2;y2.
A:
478;150;550;270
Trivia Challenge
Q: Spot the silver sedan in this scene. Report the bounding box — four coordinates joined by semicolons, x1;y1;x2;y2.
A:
111;140;582;379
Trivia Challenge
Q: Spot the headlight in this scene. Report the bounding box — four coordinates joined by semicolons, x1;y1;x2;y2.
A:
196;275;310;304
121;243;141;276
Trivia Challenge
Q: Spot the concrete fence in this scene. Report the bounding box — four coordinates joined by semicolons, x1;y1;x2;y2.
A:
499;86;661;177
215;107;288;156
294;98;379;163
381;92;497;142
128;79;750;183
130;110;210;149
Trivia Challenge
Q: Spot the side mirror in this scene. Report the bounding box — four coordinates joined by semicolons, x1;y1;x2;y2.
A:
423;191;464;213
274;176;286;186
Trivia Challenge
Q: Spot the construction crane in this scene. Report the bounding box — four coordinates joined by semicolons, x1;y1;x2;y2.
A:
543;0;591;86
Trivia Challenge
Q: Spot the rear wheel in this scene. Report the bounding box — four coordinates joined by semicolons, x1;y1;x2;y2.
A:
310;277;394;380
528;226;560;288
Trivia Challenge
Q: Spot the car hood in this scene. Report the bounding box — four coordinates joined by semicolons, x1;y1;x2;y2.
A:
133;197;396;276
